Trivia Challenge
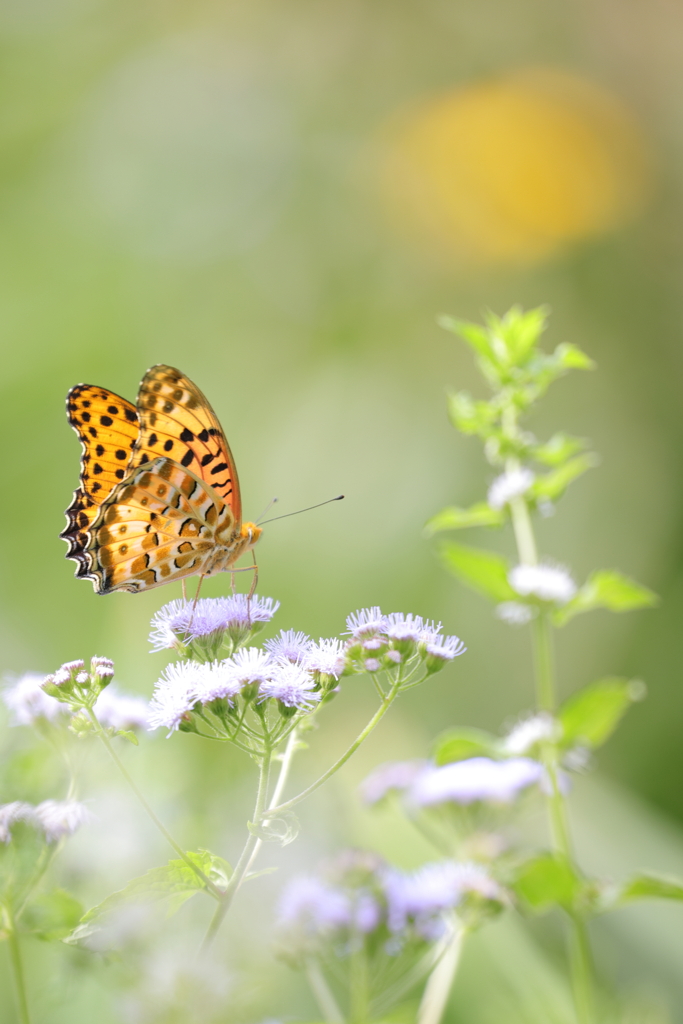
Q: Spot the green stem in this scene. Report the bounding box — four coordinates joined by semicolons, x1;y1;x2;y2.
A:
243;727;302;878
305;958;344;1024
201;747;272;949
417;923;466;1024
86;708;220;899
511;499;595;1024
263;680;402;819
349;939;370;1024
7;909;31;1024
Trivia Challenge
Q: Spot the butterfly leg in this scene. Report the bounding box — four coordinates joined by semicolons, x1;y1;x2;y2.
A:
191;574;206;613
182;578;188;603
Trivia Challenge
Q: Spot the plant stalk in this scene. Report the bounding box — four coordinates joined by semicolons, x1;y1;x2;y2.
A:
417;922;466;1024
87;709;221;898
305;958;344;1024
201;747;272;949
7;909;31;1024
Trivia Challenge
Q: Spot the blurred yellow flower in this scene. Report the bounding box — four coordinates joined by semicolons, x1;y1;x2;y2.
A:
379;68;651;265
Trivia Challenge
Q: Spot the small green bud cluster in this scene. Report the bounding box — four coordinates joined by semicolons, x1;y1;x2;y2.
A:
41;657;114;712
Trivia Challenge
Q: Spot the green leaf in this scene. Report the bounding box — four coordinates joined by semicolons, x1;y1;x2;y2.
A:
425;503;504;534
439;542;516;603
486;305;549;365
433;727;499;765
556;570;659;625
438;315;494;361
447;391;497;436
513;854;581;912
553;342;595;370
614;872;683;906
531;454;597;502
23;889;84;940
559;678;646;751
73;850;229;933
116;729;139;745
532;433;587;466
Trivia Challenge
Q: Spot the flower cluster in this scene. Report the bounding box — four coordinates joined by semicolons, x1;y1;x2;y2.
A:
3;671;149;736
146;599;466;743
361;756;545;808
344;608;466;676
0;799;90;844
41;657;114;711
149;594;279;658
276;849;504;965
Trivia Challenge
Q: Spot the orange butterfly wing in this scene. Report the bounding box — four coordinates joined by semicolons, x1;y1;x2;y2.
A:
133;364;242;523
61;385;140;571
82;457;238;594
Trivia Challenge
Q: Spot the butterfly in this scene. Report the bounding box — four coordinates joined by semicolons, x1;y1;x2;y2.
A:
61;364;262;594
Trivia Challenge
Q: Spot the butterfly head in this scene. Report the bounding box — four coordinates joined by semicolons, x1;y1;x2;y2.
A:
241;522;262;549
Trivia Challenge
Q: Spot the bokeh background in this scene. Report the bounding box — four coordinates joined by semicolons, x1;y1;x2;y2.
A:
2;0;683;1020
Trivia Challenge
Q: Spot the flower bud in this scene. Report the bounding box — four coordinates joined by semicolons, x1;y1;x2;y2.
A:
278;702;298;719
178;713;200;734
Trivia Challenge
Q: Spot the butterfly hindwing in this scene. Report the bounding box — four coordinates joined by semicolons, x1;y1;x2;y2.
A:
133;364;242;521
61;385;140;567
81;457;238;594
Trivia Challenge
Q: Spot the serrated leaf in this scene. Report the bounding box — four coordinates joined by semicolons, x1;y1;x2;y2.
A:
513;854;580;912
447;392;497;436
553;343;595;370
425;503;504;534
559;678;645;751
439;542;515;603
76;850;229;931
614;872;683;906
532;433;586;466
556;570;658;625
531;454;597;502
486;305;548;364
433;727;499;765
438;316;494;361
116;729;139;746
24;889;83;940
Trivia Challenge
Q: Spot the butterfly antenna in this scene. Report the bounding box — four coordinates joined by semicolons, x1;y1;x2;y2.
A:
256;496;279;525
259;494;344;525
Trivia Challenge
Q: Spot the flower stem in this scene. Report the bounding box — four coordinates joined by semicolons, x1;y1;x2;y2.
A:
263;680;402;819
7;909;31;1024
417;922;466;1024
86;709;221;899
349;940;370;1024
243;727;301;878
510;498;596;1024
305;958;344;1024
200;747;272;950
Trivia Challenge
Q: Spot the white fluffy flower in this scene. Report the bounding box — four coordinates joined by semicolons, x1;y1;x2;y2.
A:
34;800;90;842
303;638;346;678
0;802;34;842
147;662;204;734
508;563;577;604
360;760;428;805
259;663;321;709
3;673;64;726
503;713;556;755
94;687;149;731
496;602;536;626
487;468;535;510
409;757;544;807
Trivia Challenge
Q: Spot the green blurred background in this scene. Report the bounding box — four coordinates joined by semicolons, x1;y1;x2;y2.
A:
2;0;683;1020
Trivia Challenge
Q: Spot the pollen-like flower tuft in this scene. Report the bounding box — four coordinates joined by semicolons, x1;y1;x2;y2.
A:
496;602;536;626
259;663;320;709
487;467;535;511
149;595;280;651
345;607;388;639
264;630;313;663
408;757;544;807
147;661;204;734
508;563;577;604
503;713;556;755
360;760;428;805
224;647;274;686
303;638;346;678
34;800;90;842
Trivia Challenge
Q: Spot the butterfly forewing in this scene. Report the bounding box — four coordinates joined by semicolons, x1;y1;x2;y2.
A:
61;385;140;566
82;457;237;594
133;364;242;522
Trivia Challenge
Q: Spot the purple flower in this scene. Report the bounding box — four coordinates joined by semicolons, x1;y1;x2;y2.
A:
194;661;245;704
409;757;544;807
360;760;428;805
277;876;351;933
303;638;346;679
149;595;280;651
345;607;388;639
3;674;64;726
224;648;274;687
423;634;467;666
385;613;427;643
259;663;321;709
34;800;90;842
383;861;465;937
264;630;313;662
